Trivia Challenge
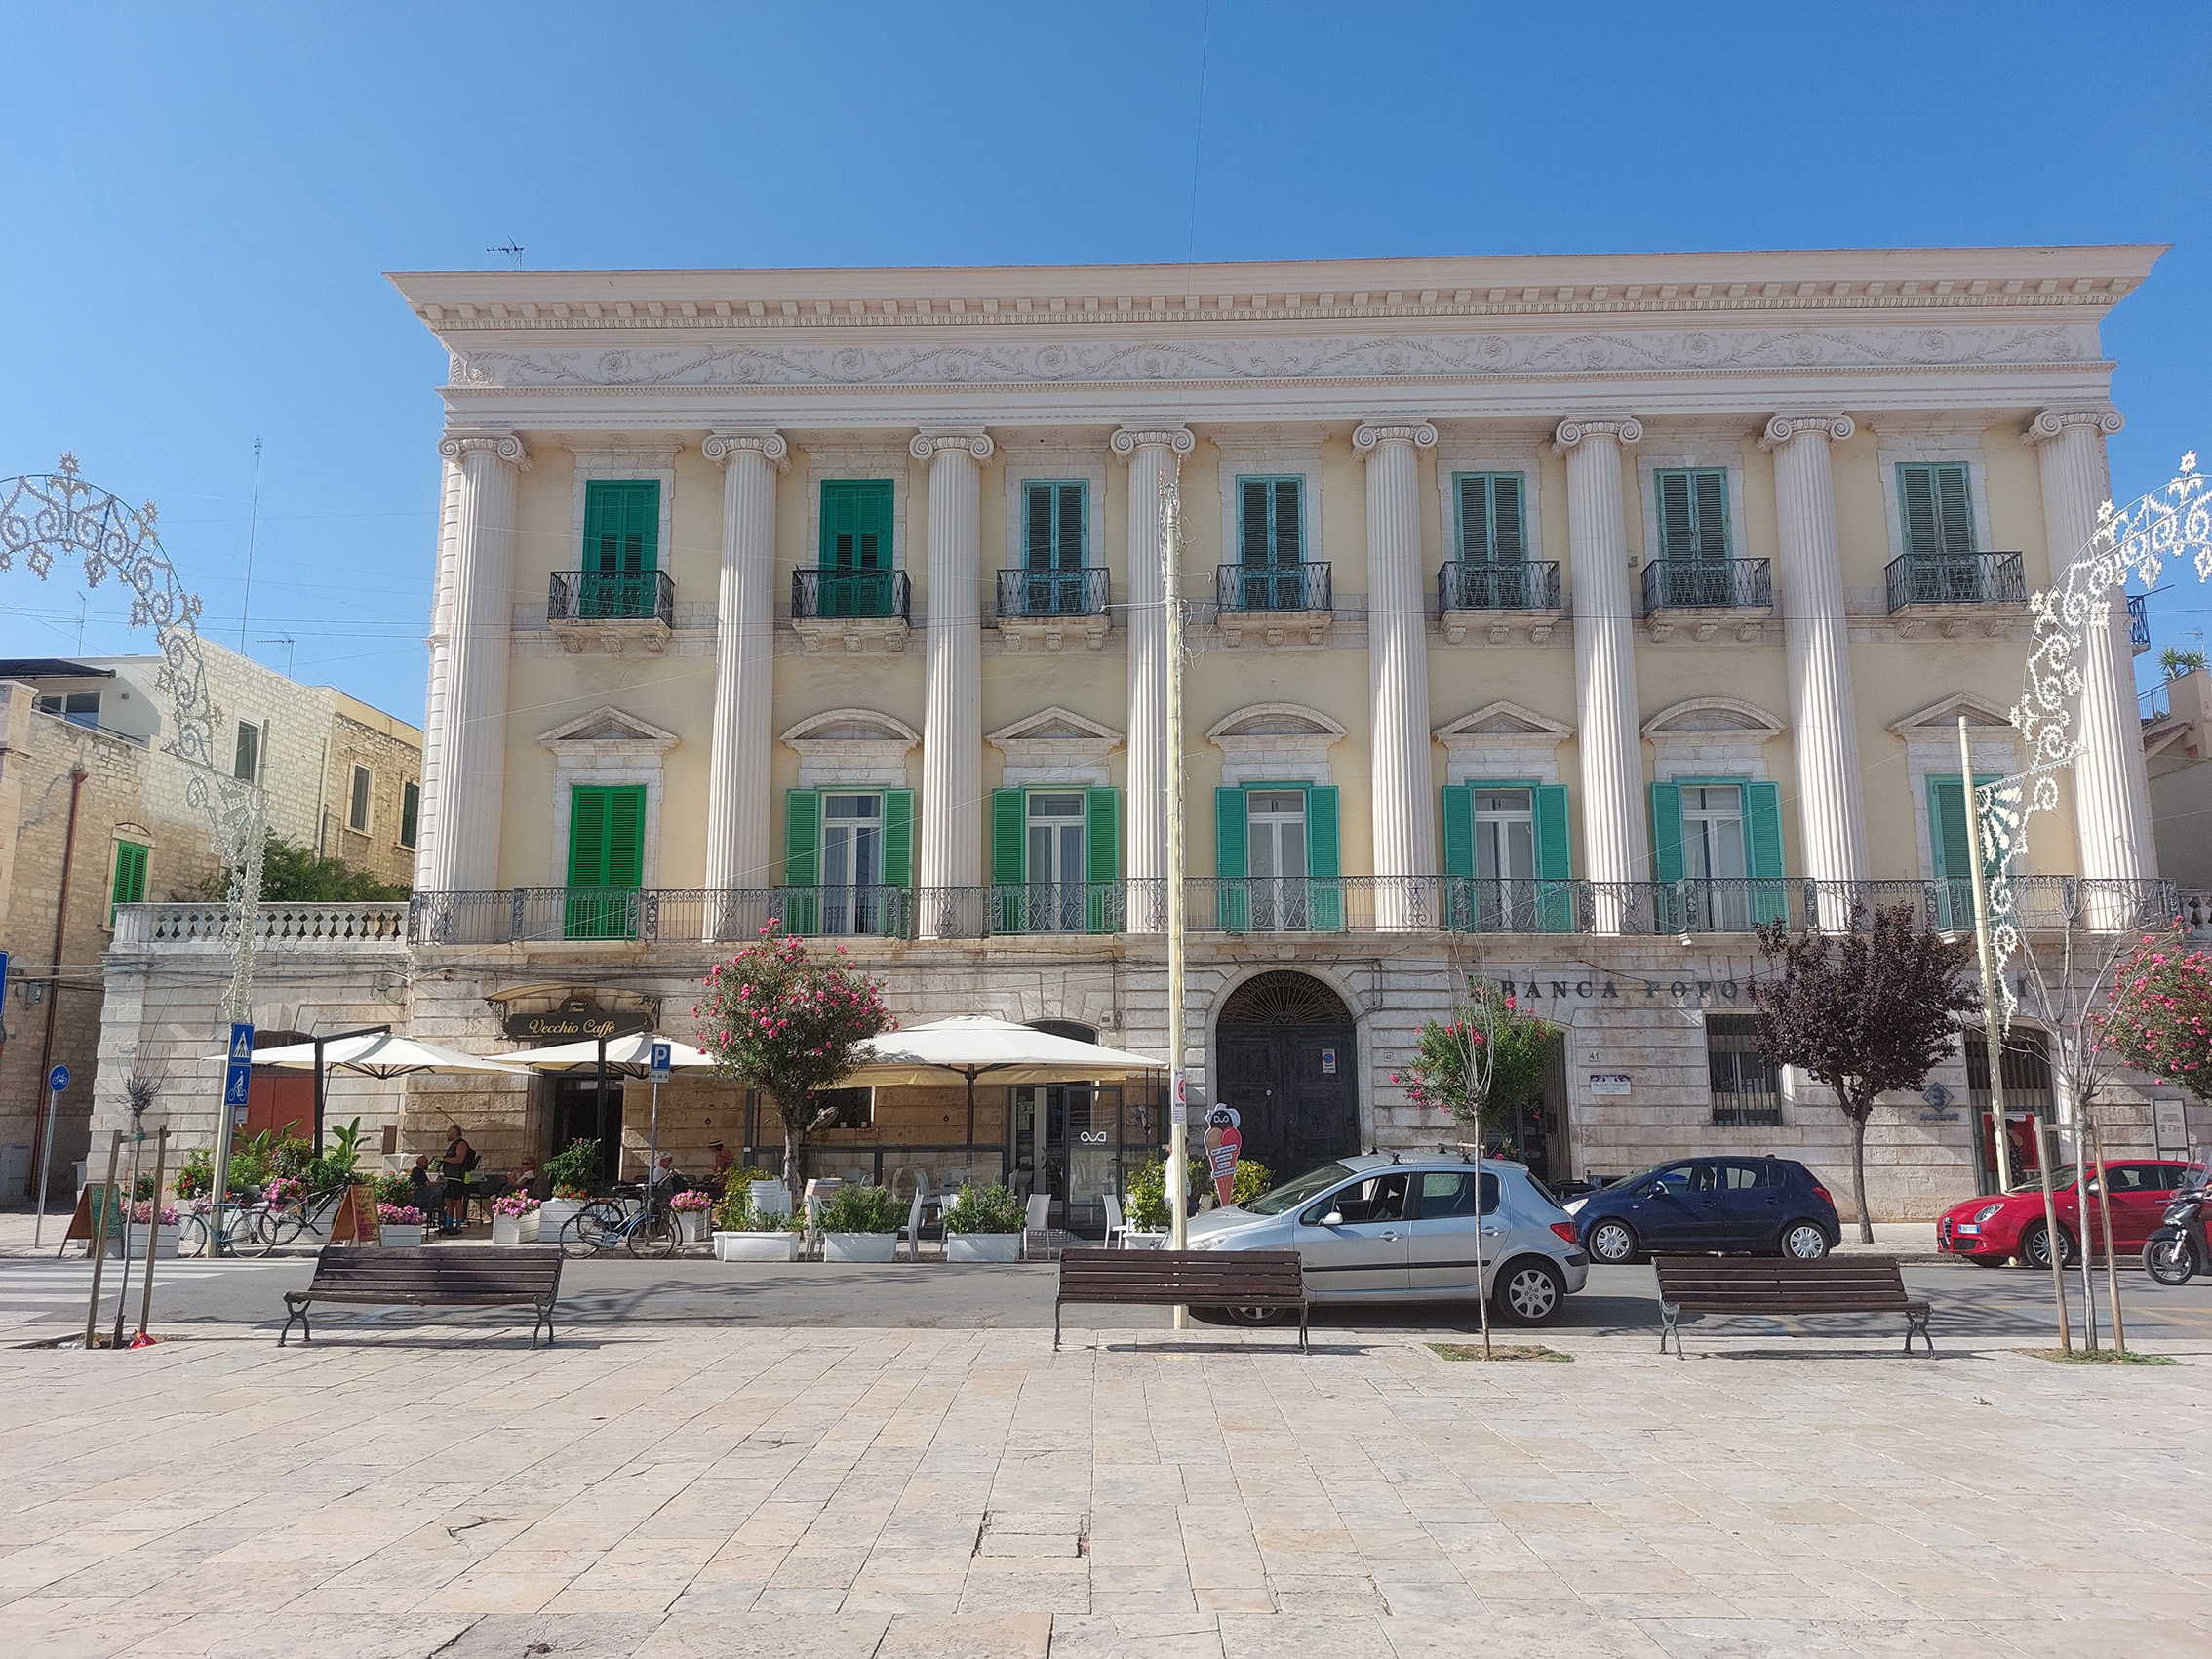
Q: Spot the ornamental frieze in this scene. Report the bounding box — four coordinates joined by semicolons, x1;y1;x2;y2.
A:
447;324;2097;391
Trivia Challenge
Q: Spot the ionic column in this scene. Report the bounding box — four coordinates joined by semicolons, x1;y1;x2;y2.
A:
1555;417;1647;930
2027;407;2155;898
426;431;528;894
1112;425;1194;930
1762;415;1867;908
1354;420;1439;929
911;430;993;934
413;451;463;891
701;431;789;930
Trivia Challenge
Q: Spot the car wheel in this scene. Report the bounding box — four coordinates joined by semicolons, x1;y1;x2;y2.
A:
1586;1219;1638;1265
2021;1220;2076;1271
1493;1258;1566;1326
1227;1305;1292;1326
1780;1221;1830;1261
1185;1306;1236;1326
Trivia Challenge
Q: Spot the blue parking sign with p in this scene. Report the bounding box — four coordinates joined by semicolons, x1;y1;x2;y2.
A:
649;1041;672;1083
224;1021;255;1108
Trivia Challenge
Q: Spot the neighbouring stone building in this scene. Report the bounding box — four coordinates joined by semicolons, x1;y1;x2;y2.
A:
4;643;421;1200
95;244;2212;1224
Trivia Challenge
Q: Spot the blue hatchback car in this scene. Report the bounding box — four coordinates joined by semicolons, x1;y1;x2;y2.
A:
1567;1157;1840;1263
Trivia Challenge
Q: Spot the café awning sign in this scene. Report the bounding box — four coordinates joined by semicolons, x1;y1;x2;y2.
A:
501;998;652;1044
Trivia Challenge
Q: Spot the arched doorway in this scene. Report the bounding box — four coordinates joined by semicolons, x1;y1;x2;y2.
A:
1214;972;1359;1180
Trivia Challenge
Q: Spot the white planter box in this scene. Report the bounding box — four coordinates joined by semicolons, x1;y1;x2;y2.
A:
822;1232;897;1263
124;1225;179;1259
945;1232;1020;1264
380;1225;427;1248
491;1211;541;1245
1123;1231;1169;1250
537;1199;583;1238
714;1231;799;1262
677;1211;710;1244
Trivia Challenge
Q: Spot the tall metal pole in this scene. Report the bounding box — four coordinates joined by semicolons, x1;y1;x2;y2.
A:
209;799;266;1243
137;1127;169;1342
1959;718;2014;1197
1161;465;1190;1330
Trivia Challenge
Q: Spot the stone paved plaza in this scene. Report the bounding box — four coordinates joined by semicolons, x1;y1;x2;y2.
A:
3;1307;2209;1659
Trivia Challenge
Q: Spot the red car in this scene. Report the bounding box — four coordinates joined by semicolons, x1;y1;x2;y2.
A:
1936;1161;2203;1268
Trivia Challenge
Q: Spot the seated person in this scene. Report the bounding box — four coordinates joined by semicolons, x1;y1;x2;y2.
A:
647;1154;687;1211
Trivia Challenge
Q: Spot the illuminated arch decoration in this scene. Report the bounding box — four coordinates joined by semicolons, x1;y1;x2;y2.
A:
1985;452;2211;1017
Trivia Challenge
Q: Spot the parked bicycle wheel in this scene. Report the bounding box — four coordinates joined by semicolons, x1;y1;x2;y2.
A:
234;1205;278;1258
177;1210;212;1258
627;1209;680;1259
258;1205;307;1249
559;1202;621;1257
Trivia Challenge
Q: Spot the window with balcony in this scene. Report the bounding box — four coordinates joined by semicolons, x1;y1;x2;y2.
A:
991;787;1119;932
1213;783;1341;931
783;786;913;936
1885;462;2023;611
1223;476;1326;612
1646;468;1767;610
569;480;661;619
565;783;646;940
34;691;100;729
1651;779;1786;930
812;479;898;618
1707;1015;1783;1126
1442;472;1557;611
1001;481;1104;619
1442;782;1573;931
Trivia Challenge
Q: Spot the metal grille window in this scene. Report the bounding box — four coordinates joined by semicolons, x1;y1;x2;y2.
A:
1707;1014;1782;1126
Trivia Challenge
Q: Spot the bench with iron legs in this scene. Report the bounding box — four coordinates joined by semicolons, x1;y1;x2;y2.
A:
280;1243;565;1348
1652;1254;1932;1357
1054;1247;1308;1352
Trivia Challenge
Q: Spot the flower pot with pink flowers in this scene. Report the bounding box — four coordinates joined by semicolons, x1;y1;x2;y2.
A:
490;1193;540;1244
125;1201;181;1259
670;1188;714;1244
376;1204;428;1247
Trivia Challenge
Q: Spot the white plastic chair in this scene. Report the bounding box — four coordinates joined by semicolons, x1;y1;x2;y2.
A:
898;1190;927;1262
1103;1193;1127;1250
1023;1194;1061;1261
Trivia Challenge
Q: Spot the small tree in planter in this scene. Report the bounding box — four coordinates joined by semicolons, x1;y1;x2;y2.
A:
693;924;894;1208
541;1138;602;1201
942;1184;1025;1262
1752;903;1977;1244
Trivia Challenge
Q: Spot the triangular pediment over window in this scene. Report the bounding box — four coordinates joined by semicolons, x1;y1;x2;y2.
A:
989;705;1122;786
1434;700;1573;743
537;706;679;752
1888;692;2016;738
986;706;1123;748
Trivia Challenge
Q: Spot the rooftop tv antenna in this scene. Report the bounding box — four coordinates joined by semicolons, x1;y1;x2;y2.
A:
490;239;525;270
259;634;296;679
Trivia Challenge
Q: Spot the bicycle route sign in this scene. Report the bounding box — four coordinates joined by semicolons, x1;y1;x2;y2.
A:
224;1022;254;1108
47;1063;68;1094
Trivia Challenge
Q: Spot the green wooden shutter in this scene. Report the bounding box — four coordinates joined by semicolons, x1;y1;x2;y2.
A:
820;481;891;571
569;787;610;886
1085;787;1120;933
1056;482;1086;570
1273;479;1302;563
782;790;821;935
1743;781;1787;926
1493;474;1525;562
1240;480;1271;564
1534;784;1574;933
1441;784;1474;933
1928;776;1972;881
991;788;1025;932
1657;471;1695;562
1650;783;1685;886
605;787;646;888
881;789;914;889
1024;485;1054;572
1898;464;1940;560
1305;784;1342;932
583;480;658;574
110;840;148;924
1691;469;1729;560
1935;463;1974;555
1215;786;1248;930
1457;477;1491;563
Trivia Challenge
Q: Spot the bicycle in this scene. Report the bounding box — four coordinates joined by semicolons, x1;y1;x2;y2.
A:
177;1195;277;1259
256;1184;348;1250
558;1184;680;1259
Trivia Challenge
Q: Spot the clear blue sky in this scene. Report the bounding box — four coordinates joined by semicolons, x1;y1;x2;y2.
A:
3;1;2206;724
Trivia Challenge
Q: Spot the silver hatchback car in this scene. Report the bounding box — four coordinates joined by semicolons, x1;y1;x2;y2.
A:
1183;1153;1590;1325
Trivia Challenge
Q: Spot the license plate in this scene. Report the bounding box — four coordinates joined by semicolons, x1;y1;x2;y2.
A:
1955;1223;1979;1235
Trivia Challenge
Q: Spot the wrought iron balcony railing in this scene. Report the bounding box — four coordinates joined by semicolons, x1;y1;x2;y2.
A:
1641;558;1772;612
549;570;675;626
1438;561;1562;613
1215;561;1331;613
997;568;1110;620
1883;551;2027;612
793;569;911;623
2130;592;2151;649
401;876;2183;947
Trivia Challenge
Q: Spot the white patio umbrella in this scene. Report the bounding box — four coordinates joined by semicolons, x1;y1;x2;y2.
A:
222;1031;532;1153
504;1032;718;1075
841;1014;1164;1133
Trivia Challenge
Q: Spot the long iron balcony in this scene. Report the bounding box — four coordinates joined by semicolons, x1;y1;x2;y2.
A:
1884;551;2027;612
549;570;675;627
1641;557;1772;612
1215;561;1331;613
1438;560;1561;612
398;876;2181;946
997;567;1110;620
792;568;911;622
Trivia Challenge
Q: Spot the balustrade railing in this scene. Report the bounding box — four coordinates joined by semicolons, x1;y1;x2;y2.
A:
549;569;675;626
1641;557;1772;611
1883;551;2026;612
996;567;1110;620
793;568;910;622
1438;560;1561;613
116;902;410;948
1215;561;1331;613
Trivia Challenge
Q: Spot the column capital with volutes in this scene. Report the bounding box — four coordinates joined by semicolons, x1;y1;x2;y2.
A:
1352;420;1438;455
910;430;994;463
1552;416;1642;454
1759;414;1855;450
703;430;790;472
437;430;531;470
1110;425;1195;460
2024;407;2124;445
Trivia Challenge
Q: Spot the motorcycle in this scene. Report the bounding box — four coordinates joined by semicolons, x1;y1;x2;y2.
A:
2143;1165;2211;1286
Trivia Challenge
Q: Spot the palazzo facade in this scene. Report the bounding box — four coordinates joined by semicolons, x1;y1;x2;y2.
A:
155;245;2189;1223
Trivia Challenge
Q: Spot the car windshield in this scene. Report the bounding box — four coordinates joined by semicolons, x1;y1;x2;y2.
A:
2008;1165;2077;1194
1244;1162;1357;1216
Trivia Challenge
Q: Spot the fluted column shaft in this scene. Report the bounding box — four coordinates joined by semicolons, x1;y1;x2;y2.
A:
427;432;528;894
702;432;787;925
1355;421;1439;928
1764;415;1867;897
2029;408;2154;888
412;453;463;891
913;431;992;930
1114;426;1193;928
1557;419;1647;928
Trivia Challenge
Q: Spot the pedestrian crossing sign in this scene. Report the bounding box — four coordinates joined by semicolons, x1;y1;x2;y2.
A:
224;1021;255;1108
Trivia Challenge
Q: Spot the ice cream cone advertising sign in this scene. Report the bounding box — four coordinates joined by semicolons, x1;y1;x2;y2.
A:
1205;1106;1243;1206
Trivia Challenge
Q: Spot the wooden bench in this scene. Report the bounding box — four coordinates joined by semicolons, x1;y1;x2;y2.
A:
1652;1254;1932;1357
1054;1247;1308;1353
280;1244;565;1349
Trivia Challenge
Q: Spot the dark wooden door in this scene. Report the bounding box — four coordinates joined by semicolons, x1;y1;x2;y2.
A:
1215;1023;1358;1181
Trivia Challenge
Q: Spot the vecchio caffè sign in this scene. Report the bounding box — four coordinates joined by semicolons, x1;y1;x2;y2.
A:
502;998;652;1043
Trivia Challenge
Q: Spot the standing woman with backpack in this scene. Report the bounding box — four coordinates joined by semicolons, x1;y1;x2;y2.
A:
441;1124;477;1235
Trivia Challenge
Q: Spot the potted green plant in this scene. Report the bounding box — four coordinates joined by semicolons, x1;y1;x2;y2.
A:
941;1184;1024;1263
711;1177;805;1262
537;1138;600;1236
817;1183;906;1263
490;1192;539;1245
1121;1156;1206;1247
